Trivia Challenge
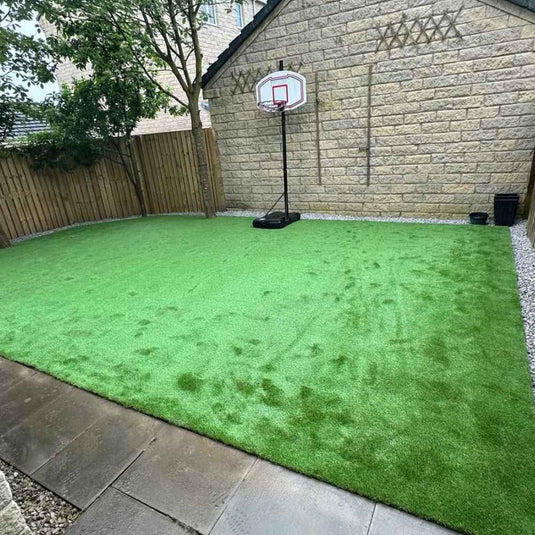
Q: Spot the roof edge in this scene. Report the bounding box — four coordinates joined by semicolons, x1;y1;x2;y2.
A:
202;0;284;89
505;0;535;12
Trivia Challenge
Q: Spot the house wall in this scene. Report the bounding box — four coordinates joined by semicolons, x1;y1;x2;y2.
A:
204;0;535;219
40;1;263;134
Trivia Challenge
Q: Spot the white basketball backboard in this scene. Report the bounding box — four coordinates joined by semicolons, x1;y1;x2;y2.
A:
256;70;307;112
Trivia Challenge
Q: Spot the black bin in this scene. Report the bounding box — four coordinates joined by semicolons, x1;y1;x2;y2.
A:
494;193;519;226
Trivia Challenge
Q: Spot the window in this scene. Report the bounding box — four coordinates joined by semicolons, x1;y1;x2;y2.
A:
234;3;244;28
201;1;217;25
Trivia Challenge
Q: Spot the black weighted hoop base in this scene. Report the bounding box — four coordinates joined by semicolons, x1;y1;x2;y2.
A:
252;211;301;229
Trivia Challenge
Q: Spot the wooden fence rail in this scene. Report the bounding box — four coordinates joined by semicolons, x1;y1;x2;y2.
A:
0;128;225;241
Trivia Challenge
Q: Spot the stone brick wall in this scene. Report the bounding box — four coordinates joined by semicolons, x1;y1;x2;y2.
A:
40;1;264;134
204;0;535;218
0;471;31;535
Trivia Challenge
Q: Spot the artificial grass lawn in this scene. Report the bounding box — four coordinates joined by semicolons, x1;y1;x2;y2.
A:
1;216;535;534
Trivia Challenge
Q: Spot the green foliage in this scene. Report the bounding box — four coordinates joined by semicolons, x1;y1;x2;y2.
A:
8;67;167;171
44;73;167;143
7;1;168;174
38;0;241;110
34;0;238;216
0;1;54;141
12;129;102;171
41;2;169;138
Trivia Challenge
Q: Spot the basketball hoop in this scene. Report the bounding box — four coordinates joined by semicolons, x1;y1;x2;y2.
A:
252;61;305;229
256;70;306;112
257;100;286;113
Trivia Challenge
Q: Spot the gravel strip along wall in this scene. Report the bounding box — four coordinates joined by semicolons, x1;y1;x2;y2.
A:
217;209;467;224
510;221;535;393
0;461;78;535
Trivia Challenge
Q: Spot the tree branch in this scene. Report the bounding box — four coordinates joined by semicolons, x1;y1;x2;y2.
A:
105;7;189;108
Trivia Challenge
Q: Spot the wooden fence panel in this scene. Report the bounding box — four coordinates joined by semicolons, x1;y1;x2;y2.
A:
0;129;224;241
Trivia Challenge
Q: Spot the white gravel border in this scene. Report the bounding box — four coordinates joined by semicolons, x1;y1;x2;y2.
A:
10;213;204;244
216;209;468;225
510;221;535;391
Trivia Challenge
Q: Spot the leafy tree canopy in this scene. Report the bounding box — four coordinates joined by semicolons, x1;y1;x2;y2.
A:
0;1;54;140
38;0;242;217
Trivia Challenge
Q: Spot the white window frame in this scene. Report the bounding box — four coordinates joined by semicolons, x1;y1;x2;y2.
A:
201;1;217;26
234;3;244;28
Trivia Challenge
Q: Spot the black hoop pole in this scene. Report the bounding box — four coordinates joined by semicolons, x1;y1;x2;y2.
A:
279;59;289;221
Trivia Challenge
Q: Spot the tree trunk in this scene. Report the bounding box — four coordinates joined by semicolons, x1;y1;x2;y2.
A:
126;138;148;217
0;226;10;248
190;105;215;218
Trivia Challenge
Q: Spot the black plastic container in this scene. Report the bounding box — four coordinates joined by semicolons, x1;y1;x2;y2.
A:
469;212;489;225
494;193;519;226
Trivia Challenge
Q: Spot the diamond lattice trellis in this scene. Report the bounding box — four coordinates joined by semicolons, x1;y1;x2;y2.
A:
375;8;463;52
230;62;304;95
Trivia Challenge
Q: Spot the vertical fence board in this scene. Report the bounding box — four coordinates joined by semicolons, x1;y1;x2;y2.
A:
1;157;32;237
205;129;225;211
0;158;21;238
14;156;47;233
157;133;173;212
4;156;35;234
105;159;127;219
40;167;67;229
140;135;163;214
161;131;182;212
152;133;172;214
183;131;203;211
0;129;223;241
172;131;195;212
135;135;157;214
148;134;166;213
30;165;57;230
0;160;18;239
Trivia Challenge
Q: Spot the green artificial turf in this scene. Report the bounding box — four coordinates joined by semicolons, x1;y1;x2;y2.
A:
1;216;535;534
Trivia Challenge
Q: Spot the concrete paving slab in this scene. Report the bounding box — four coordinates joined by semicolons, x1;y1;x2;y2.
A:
0;371;69;436
114;423;255;534
0;357;35;392
0;387;107;474
66;488;189;535
33;407;161;509
211;459;375;535
368;504;459;535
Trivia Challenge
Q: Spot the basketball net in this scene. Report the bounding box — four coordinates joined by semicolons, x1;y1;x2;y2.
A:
257;99;287;113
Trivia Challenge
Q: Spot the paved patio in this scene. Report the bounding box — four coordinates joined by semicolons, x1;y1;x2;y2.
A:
0;357;458;535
